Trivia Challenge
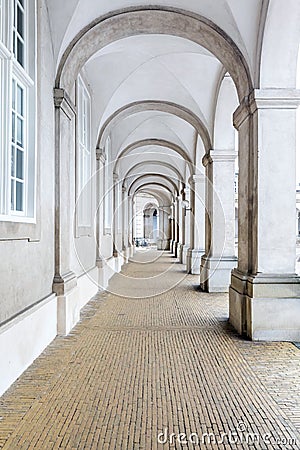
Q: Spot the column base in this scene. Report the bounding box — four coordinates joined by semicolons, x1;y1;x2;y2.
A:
182;245;190;266
173;241;179;258
53;271;80;336
200;256;237;292
97;257;116;291
170;240;175;254
229;270;300;341
187;249;204;275
114;254;124;273
157;239;170;251
177;243;183;262
57;286;80;336
122;246;130;263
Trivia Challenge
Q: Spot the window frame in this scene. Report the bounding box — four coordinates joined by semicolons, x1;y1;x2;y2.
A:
0;0;38;240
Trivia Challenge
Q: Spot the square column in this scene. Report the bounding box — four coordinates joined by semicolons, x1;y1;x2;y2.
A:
53;89;79;336
112;172;123;272
158;207;171;250
176;195;184;260
122;186;129;262
200;150;237;292
229;89;300;341
128;195;134;257
187;175;205;275
170;202;176;254
182;187;191;266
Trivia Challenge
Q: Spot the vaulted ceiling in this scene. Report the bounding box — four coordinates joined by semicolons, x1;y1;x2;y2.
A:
46;1;300;202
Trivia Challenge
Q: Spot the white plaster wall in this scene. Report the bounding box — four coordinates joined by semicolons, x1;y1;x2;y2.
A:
0;0;55;324
0;294;57;396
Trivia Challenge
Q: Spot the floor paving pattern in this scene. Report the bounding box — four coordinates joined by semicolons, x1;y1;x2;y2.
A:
0;250;300;449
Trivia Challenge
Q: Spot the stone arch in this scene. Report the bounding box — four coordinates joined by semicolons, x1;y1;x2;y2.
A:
129;176;177;197
113;139;193;175
123;161;184;187
137;189;170;207
55;7;253;100
97;101;212;153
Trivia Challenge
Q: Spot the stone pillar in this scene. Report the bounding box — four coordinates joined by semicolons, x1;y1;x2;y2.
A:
112;172;122;270
229;89;300;341
157;207;169;250
170;203;176;254
132;196;137;251
144;210;152;240
95;148;106;288
164;207;172;250
176;195;184;260
172;200;179;256
200;150;237;292
53;88;79;336
128;194;134;257
187;175;205;274
122;186;129;262
182;186;191;266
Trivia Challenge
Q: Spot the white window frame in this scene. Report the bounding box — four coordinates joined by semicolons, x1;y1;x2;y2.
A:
76;74;92;233
0;0;36;225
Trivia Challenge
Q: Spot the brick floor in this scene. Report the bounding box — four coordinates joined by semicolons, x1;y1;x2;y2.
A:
0;249;300;449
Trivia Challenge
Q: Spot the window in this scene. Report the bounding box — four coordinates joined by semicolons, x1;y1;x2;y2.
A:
11;78;26;213
13;0;25;67
77;75;92;228
0;0;36;222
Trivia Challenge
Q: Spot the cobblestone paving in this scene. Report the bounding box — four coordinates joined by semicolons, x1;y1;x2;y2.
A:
0;250;300;449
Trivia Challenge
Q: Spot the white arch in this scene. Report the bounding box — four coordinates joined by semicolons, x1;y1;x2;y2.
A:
56;7;253;99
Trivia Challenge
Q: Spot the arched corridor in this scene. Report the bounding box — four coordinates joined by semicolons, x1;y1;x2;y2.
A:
1;1;300;447
0;249;300;448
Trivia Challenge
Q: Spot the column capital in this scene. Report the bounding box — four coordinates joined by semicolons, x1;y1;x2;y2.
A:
233;89;300;129
249;88;300;112
113;172;119;183
209;149;237;162
96;147;106;163
122;185;127;194
53;88;76;120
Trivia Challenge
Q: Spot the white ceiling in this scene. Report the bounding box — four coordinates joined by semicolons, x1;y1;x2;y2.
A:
46;0;265;201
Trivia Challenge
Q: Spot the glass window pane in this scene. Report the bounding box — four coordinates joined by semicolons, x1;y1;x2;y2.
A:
17;149;24;180
11;146;15;176
11;181;15;210
17;85;23;116
13;0;17;26
16;181;23;211
17;117;23;147
12;80;16;110
17;6;24;38
17;37;24;66
12;112;15;142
